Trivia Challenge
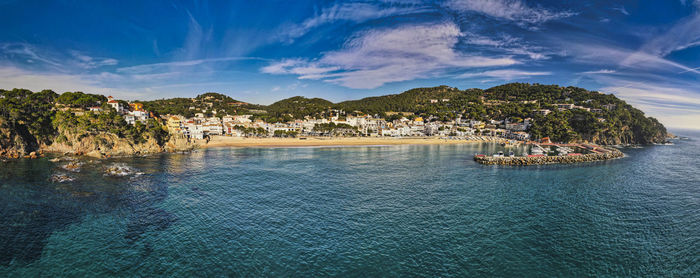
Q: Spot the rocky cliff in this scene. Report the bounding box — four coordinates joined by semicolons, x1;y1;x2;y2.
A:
41;129;196;158
0;125;34;158
1;123;195;159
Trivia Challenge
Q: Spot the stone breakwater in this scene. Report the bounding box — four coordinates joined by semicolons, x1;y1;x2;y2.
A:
474;149;624;166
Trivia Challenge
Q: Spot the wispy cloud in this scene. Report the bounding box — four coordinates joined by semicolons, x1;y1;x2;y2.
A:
563;41;700;75
444;0;576;26
612;6;629;16
637;12;700;58
117;57;263;74
263;22;518;89
1;43;65;70
582;69;616;74
600;83;700;129
462;33;550;60
69;50;118;69
279;2;430;42
456;69;551;80
1;43;118;72
0;66;140;97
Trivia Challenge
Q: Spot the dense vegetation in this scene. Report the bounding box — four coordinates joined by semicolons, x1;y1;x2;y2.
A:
482;83;667;144
55;91;107;108
141;92;263;118
254;83;666;144
53;111;168;145
0;88;170;156
261;96;333;122
0;89;58;151
0;83;669;154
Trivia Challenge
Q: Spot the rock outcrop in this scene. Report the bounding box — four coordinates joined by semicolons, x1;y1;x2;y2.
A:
0;121;39;158
42;131;195;158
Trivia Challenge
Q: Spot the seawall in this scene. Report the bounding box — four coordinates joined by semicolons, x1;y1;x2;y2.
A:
474;149;624;166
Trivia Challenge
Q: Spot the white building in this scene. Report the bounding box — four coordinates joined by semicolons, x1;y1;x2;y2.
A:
107;96;123;114
125;110;149;125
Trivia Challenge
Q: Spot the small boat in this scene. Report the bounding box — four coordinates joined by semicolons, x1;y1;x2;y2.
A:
493;151;504;157
508;151;515;157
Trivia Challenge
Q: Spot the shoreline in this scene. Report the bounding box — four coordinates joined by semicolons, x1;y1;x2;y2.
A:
200;136;510;148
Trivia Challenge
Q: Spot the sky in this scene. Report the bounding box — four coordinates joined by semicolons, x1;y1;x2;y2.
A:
0;0;699;130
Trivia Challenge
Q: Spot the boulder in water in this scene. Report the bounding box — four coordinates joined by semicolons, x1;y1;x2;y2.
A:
50;174;75;183
104;163;139;177
61;161;83;172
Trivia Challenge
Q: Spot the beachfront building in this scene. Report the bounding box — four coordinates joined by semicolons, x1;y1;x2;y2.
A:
183;121;205;139
222;115;252;124
167;116;184;132
470;120;485;129
223;122;245;137
507;131;530;141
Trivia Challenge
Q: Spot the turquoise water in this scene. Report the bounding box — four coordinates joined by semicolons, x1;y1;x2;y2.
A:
1;132;699;277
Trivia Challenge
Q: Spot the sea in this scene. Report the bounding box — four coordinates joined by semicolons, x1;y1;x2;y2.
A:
1;130;698;277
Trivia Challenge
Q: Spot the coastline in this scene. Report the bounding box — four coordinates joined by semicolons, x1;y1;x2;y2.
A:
201;135;510;148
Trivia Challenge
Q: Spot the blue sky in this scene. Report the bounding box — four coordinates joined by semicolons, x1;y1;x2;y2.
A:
1;0;699;129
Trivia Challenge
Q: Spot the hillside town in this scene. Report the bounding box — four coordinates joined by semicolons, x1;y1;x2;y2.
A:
87;96;623;143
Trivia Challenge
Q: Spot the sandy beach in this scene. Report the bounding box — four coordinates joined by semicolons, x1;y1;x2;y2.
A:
201;135;509;148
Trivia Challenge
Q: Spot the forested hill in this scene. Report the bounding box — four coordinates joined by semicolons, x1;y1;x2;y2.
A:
140;92;264;118
254;83;667;145
0;83;669;147
264;96;334;121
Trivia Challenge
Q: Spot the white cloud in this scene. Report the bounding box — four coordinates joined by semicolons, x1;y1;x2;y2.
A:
600;83;700;129
564;42;700;75
69;51;118;69
263;22;518;89
462;33;549;60
612;6;629;16
260;59;339;77
280;2;430;42
444;0;576;25
1;43;118;72
0;43;63;69
637;12;700;57
0;66;141;98
582;69;616;74
117;57;260;74
456;69;551;80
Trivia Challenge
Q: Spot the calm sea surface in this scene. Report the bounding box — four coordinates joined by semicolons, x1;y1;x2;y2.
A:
1;131;699;277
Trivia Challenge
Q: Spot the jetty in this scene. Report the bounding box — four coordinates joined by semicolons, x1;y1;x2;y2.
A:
474;144;624;166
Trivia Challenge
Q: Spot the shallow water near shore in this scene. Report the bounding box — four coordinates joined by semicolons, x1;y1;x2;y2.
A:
1;132;698;276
